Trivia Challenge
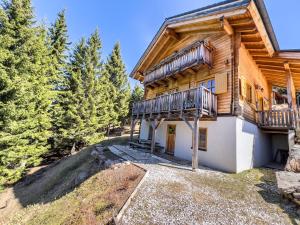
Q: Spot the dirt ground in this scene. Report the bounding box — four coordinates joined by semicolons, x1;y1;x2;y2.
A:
109;146;300;225
0;143;145;225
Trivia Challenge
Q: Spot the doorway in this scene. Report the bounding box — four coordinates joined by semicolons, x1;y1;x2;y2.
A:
166;125;176;155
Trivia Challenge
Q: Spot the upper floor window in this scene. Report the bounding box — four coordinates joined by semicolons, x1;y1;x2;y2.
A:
199;79;215;93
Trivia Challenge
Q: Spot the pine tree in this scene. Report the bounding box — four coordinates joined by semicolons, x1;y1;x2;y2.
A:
129;84;144;116
0;0;52;184
105;42;130;126
62;31;105;150
48;9;70;152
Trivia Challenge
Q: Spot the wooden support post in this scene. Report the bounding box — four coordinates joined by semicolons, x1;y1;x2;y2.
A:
150;120;157;154
192;117;199;171
285;62;297;110
150;118;165;154
130;118;135;141
268;83;273;110
181;115;200;171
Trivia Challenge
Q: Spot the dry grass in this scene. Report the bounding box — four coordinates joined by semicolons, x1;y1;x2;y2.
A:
0;141;145;225
6;164;144;225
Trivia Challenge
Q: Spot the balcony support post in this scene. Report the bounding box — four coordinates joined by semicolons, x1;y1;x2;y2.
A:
181;114;200;171
192;116;200;171
150;117;165;154
130;117;138;141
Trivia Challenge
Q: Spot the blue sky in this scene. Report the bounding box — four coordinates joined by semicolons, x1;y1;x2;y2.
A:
32;0;300;87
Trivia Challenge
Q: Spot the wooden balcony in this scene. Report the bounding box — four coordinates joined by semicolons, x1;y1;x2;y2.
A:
257;109;300;130
143;41;213;85
132;87;217;119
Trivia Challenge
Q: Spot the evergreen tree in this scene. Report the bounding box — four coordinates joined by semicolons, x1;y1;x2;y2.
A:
0;0;52;184
105;42;130;126
129;84;144;116
48;9;70;152
62;31;105;150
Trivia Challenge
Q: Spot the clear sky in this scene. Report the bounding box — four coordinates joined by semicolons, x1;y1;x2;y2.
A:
32;0;300;87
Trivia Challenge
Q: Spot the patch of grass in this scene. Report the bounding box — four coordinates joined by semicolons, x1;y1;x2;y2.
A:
230;168;276;184
7;164;144;225
101;135;134;146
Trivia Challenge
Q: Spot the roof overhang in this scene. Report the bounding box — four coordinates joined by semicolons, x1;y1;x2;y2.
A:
130;0;280;81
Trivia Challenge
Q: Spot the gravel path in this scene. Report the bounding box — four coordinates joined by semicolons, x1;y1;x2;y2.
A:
110;145;298;225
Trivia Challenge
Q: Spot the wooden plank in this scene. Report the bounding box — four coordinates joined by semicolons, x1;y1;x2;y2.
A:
192;117;199;171
220;17;233;36
247;1;275;56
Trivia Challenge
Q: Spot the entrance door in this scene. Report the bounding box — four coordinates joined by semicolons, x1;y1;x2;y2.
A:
166;125;176;155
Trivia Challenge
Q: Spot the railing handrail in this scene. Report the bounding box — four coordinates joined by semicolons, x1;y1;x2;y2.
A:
143;41;213;84
132;86;217;117
257;108;299;129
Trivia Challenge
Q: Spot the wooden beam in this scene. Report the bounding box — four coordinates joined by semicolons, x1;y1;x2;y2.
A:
285;62;297;109
247;1;275;56
168;8;247;28
186;68;197;75
235;26;257;33
229;18;254;27
192;117;199;171
278;51;300;60
175;24;223;34
165;28;180;41
220;17;233;36
181;116;193;131
258;64;285;72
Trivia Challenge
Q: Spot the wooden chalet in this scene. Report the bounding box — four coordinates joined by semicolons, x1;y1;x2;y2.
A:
130;0;300;173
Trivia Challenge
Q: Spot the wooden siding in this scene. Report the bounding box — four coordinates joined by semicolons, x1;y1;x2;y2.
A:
238;44;270;121
145;32;233;115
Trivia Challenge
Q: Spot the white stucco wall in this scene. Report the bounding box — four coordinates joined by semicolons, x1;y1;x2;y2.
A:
139;117;272;173
235;117;272;172
139;120;150;140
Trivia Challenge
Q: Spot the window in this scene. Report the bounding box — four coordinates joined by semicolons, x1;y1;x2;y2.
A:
239;78;242;96
198;128;207;151
199;79;215;93
246;83;252;103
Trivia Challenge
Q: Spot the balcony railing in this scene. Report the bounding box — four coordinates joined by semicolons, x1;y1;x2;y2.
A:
143;41;213;85
132;87;217;118
257;109;300;129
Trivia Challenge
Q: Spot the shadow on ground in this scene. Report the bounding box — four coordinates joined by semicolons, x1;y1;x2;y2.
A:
6;135;131;208
256;169;299;224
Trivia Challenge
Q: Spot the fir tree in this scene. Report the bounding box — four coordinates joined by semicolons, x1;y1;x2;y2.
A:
105;42;130;126
62;31;105;150
48;9;70;152
129;84;144;116
0;0;52;184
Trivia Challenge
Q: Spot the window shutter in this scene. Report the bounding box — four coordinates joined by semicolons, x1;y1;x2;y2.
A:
241;77;247;97
215;73;227;94
251;85;256;104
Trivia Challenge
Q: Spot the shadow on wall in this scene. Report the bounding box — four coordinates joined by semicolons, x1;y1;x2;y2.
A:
256;169;299;225
241;120;272;169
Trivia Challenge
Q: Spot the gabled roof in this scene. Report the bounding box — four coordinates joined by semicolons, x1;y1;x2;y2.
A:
167;0;250;21
130;0;280;79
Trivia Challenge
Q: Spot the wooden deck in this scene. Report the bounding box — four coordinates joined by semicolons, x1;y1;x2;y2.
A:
132;86;217;120
143;41;213;86
257;109;300;130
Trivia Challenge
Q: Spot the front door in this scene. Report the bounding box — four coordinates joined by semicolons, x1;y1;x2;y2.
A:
166;125;176;155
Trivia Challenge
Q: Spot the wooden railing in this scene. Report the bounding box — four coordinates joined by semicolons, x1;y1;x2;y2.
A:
132;87;217;117
257;109;300;129
144;41;213;85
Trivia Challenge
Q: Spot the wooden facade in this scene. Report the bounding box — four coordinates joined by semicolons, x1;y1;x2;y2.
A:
130;0;300;170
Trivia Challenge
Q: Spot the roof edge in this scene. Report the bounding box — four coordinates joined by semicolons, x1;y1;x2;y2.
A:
253;0;279;51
